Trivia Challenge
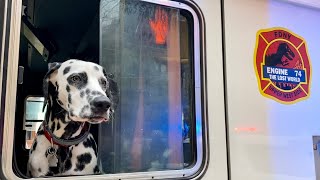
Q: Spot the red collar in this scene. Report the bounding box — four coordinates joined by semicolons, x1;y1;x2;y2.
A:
43;122;90;147
44;127;67;147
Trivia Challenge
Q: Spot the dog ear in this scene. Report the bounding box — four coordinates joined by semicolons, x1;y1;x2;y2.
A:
103;69;119;109
43;62;61;111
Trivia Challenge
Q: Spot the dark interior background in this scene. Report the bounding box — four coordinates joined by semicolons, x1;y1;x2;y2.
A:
14;0;101;177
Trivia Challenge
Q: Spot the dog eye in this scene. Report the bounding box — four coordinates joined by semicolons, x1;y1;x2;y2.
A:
71;75;81;82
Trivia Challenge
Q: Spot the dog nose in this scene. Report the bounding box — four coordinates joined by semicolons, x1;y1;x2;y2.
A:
91;96;111;112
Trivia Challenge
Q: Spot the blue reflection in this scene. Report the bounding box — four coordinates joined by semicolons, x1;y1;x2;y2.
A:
183;121;190;139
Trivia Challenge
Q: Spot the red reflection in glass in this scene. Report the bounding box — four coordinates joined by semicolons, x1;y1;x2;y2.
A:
149;7;169;45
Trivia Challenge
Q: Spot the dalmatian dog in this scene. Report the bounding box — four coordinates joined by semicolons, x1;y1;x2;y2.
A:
27;59;118;177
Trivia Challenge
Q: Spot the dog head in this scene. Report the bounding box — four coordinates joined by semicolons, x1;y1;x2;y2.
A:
43;59;118;124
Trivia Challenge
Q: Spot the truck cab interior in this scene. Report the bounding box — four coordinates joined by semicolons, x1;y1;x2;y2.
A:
14;0;101;177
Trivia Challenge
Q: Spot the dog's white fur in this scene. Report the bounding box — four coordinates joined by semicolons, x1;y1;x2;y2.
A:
28;59;116;177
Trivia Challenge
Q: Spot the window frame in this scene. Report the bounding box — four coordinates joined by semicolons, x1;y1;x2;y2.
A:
0;0;208;179
0;0;8;178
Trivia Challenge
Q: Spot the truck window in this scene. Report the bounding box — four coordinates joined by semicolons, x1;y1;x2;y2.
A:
3;0;206;179
99;1;206;178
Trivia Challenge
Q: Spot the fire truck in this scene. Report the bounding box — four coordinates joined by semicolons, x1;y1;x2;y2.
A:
0;0;319;179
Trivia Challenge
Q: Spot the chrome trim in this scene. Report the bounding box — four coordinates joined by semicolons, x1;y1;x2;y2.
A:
1;0;207;179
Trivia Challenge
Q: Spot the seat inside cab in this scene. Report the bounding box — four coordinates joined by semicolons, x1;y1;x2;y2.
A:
14;0;101;177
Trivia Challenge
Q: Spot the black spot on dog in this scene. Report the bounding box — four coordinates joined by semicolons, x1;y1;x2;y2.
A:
32;140;38;150
57;122;61;131
61;121;81;139
83;137;92;148
55;82;60;98
59;149;66;162
47;81;55;95
83;136;97;156
92;91;104;96
75;153;92;171
91;91;98;95
37;130;44;135
64;150;73;171
75;165;84;172
94;66;99;71
55;82;59;89
80;91;85;98
38;168;41;172
79;153;92;163
50;99;67;123
68;94;72;104
63;66;71;75
51;121;56;131
94;165;100;174
66;85;70;92
48;166;59;175
85;89;90;95
59;112;68;124
67;72;88;89
57;147;70;171
70;109;74;116
64;159;72;171
69;61;74;64
46;82;58;104
45;171;54;176
67;114;71;120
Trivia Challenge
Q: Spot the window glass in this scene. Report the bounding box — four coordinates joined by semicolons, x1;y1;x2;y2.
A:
24;97;45;149
100;0;196;173
24;97;45;122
